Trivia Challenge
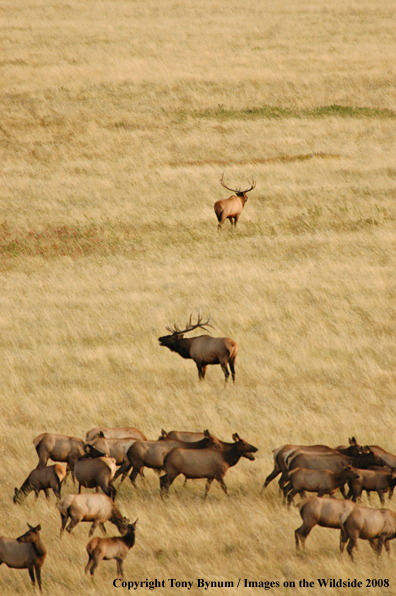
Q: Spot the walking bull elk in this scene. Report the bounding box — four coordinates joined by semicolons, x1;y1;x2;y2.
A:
158;312;238;382
214;174;256;228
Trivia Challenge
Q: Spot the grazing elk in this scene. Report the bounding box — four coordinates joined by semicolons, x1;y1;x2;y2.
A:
347;468;396;505
159;312;238;382
33;433;85;478
114;430;220;484
160;433;258;498
13;464;67;503
85;427;147;442
295;497;357;550
85;520;138;578
58;493;129;537
0;524;46;591
75;453;117;501
214;173;256;228
285;465;360;504
339;505;396;559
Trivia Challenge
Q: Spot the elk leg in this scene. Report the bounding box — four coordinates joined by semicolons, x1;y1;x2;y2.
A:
261;467;281;493
88;520;99;536
60;514;68;537
218;478;229;496
346;537;357;560
85;553;94;574
27;566;35;588
66;516;80;534
295;524;312;550
229;359;236;383
221;364;230;383
35;566;42;592
378;490;385;505
44;488;50;500
116;558;124;578
114;462;132;484
99;522;107;534
129;466;141;486
339;530;348;553
204;478;214;499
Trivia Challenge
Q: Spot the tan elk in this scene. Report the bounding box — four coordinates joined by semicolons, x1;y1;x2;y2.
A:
74;450;117;501
339;505;396;559
85;520;138;578
158;312;238;382
160;433;258;498
58;493;129;537
295;497;356;550
214;173;256;228
14;464;67;503
0;524;46;591
85;427;147;442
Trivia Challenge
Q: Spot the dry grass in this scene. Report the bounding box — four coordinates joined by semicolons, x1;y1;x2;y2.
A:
1;0;396;593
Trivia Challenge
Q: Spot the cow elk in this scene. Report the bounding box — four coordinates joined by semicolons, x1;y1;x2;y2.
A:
285;464;360;504
14;464;67;503
339;505;396;559
295;497;356;550
74;453;117;501
214;173;255;228
158;312;238;383
85;520;138;578
58;493;129;537
160;433;258;498
0;524;46;591
85;427;147;442
33;433;85;478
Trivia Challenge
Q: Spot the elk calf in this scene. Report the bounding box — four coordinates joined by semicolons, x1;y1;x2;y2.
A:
214;174;255;228
14;464;67;503
85;520;138;578
0;524;46;591
159;312;238;382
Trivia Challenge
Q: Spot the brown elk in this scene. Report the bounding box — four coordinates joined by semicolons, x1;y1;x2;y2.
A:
58;493;129;537
33;433;85;478
85;520;138;578
295;497;357;550
85;427;147;442
114;430;220;484
160;433;258;498
347;468;396;505
158;312;238;382
284;464;360;505
214;173;255;228
74;453;117;501
0;524;46;591
13;464;67;503
85;437;137;466
339;505;396;559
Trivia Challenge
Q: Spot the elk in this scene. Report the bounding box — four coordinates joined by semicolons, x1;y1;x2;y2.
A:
74;452;117;501
33;433;85;478
85;520;138;578
85;427;147;442
58;493;129;537
262;437;363;494
158;312;238;382
13;464;67;503
85;437;137;466
214;173;255;228
339;505;396;559
347;468;396;504
114;430;220;484
295;497;357;550
0;524;46;591
160;433;258;498
284;464;360;505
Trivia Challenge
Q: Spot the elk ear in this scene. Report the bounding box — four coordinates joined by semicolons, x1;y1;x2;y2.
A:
204;430;210;437
161;429;167;437
232;433;240;442
35;524;41;532
133;518;138;526
98;431;105;437
349;437;357;445
27;523;34;530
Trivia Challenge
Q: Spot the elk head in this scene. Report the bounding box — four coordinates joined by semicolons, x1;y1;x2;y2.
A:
158;312;214;350
220;173;256;201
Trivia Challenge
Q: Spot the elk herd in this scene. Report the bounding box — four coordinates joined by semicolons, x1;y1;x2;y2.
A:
5;426;396;589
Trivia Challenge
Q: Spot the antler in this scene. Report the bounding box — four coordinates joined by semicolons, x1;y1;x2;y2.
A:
165;311;215;335
220;173;256;194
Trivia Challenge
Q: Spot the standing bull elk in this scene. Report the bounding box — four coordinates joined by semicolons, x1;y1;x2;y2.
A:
159;312;238;383
214;174;256;228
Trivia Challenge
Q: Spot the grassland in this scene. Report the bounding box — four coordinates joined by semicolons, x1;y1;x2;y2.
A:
1;0;396;593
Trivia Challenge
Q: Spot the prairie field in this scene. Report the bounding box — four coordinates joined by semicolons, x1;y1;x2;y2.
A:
1;0;396;594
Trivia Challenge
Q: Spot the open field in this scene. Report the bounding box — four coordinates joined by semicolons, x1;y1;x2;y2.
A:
1;0;396;593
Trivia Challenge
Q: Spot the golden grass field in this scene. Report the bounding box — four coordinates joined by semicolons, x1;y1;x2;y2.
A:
1;0;396;593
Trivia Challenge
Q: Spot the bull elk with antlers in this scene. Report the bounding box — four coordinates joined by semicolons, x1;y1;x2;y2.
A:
214;174;256;228
158;312;238;383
